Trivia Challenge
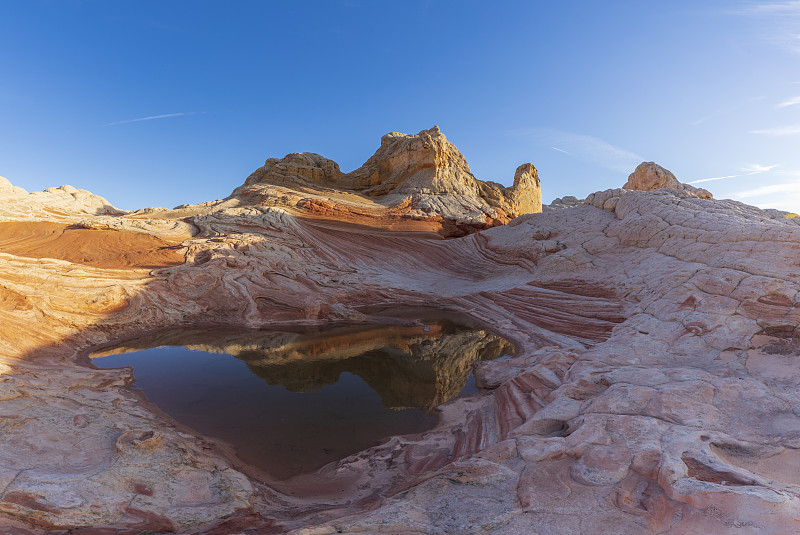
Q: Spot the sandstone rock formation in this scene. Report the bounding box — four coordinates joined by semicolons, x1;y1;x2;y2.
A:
0;144;799;533
624;161;713;199
0;175;28;197
230;126;542;236
544;195;583;211
0;179;124;218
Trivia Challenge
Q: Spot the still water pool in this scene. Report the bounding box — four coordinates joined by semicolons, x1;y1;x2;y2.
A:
92;319;512;480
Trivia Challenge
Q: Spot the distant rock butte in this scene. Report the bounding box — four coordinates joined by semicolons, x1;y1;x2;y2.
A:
624;161;713;199
231;126;542;236
0;177;123;218
3;133;800;534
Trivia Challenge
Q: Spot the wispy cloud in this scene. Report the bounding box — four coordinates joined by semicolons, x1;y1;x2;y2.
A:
778;95;800;108
688;164;779;184
104;112;199;127
749;0;800;14
741;1;800;54
746;163;781;173
755;200;800;209
730;167;800;211
511;128;643;173
735;182;800;198
689;174;740;184
691;96;766;126
749;124;800;136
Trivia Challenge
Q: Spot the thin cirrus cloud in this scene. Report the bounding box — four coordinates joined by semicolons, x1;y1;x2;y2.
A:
749;0;800;14
691;96;766;126
734;181;800;199
730;167;800;211
777;95;800;108
749;124;800;136
743;1;800;54
103;111;200;127
512;128;643;173
688;164;779;184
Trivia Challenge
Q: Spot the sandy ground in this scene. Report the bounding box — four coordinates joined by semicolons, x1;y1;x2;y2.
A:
0;221;186;269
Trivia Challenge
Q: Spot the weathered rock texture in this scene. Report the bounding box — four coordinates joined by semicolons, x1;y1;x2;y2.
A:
0;178;123;218
0;141;799;534
0;221;186;269
544;195;583;212
624;161;713;200
230;126;542;236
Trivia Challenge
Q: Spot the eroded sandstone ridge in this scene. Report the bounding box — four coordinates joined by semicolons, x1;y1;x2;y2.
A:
0;136;799;534
229;126;542;236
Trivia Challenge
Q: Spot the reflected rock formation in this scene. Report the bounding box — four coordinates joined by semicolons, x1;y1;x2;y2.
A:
94;320;513;412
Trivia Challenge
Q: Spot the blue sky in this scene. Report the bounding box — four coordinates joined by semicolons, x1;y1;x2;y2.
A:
1;1;799;211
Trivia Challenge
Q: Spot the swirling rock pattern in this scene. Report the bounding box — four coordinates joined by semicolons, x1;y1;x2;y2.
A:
231;126;542;236
0;136;798;533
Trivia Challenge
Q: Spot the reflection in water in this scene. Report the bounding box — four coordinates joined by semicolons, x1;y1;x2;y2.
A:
92;320;512;480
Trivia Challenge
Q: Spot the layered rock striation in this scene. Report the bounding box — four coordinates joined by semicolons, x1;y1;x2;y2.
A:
0;176;123;219
0;138;798;534
231;126;542;236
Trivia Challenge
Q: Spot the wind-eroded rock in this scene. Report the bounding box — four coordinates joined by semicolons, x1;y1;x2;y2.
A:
0;180;124;218
232;126;542;236
0;147;800;534
624;161;713;199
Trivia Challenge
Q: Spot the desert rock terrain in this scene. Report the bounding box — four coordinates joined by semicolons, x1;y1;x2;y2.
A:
0;128;799;533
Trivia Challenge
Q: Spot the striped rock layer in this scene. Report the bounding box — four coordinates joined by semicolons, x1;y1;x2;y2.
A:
0;143;798;533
